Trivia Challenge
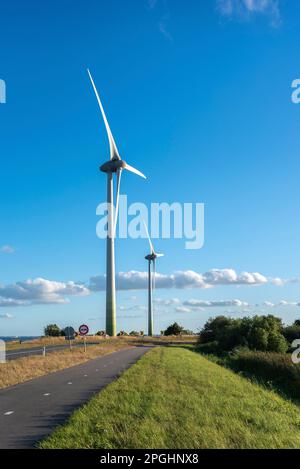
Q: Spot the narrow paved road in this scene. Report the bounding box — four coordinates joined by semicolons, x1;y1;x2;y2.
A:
0;346;151;449
6;342;100;360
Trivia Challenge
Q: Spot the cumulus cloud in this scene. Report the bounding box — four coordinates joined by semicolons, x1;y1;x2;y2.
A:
154;298;180;305
183;299;250;308
263;301;275;307
0;245;15;254
89;269;268;292
0;278;90;307
217;0;281;26
175;306;193;313
0;313;13;319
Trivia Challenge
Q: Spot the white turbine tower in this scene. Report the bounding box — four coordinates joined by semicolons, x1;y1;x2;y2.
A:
88;69;146;337
143;221;164;336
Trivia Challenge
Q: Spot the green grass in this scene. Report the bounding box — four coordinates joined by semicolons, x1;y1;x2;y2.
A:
40;347;300;449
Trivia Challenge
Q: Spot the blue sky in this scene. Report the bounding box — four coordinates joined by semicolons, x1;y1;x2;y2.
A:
0;0;300;335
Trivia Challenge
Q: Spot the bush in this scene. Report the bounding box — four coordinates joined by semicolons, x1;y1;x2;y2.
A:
196;341;220;355
231;349;300;398
44;324;61;337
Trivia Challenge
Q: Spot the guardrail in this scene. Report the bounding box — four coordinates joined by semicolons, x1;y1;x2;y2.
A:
5;342;99;361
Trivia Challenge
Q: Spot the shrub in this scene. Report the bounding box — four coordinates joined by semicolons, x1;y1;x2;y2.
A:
196;341;220;355
232;349;300;398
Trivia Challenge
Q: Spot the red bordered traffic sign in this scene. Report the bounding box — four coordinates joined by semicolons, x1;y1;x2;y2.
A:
79;324;89;336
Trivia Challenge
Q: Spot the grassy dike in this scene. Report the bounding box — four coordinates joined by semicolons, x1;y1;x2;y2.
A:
40;346;300;449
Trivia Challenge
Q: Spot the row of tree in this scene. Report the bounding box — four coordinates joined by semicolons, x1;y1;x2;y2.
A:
44;323;192;337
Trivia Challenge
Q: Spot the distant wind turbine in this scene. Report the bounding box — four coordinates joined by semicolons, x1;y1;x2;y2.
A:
143;221;164;336
88;69;146;336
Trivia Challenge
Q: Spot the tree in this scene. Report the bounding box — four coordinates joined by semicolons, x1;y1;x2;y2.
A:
282;325;300;343
248;327;268;351
96;330;106;336
164;322;184;336
198;314;288;353
293;320;300;327
199;316;233;344
44;324;61;337
268;332;288;353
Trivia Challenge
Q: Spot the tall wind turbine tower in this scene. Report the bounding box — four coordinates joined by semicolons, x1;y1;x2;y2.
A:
88;70;146;336
143;221;164;336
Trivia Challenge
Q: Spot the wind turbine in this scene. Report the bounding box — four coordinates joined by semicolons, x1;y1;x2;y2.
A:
88;69;146;337
143;221;164;336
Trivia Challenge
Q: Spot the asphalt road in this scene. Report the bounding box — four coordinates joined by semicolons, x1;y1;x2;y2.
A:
0;346;151;449
6;342;100;360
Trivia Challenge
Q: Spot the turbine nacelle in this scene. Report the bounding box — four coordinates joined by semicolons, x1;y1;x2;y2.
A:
100;159;146;179
100;159;126;174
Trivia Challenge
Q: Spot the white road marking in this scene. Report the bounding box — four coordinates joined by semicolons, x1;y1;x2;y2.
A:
84;374;88;377
96;369;99;371
68;382;72;385
4;411;14;416
43;393;50;396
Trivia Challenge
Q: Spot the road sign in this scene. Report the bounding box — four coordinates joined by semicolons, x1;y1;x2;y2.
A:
64;326;75;340
79;324;89;336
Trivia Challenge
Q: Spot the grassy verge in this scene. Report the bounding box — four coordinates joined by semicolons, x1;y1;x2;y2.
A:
0;342;132;389
40;347;300;449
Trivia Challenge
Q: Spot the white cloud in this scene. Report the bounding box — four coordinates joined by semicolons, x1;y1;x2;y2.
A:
183;299;250;308
202;269;268;286
154;298;180;305
89;269;271;292
263;301;275;307
278;300;298;307
0;245;15;254
0;313;13;319
175;306;193;313
0;278;90;307
270;277;286;286
217;0;281;26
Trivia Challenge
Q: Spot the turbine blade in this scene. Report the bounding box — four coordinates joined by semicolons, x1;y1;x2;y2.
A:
143;220;155;255
113;168;122;237
156;253;164;258
87;69;120;160
123;163;146;179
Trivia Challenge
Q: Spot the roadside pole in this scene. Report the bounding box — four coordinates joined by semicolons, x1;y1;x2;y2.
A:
79;324;89;353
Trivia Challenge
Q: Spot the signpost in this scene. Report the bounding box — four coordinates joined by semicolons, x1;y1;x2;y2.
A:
79;324;89;352
64;326;75;351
